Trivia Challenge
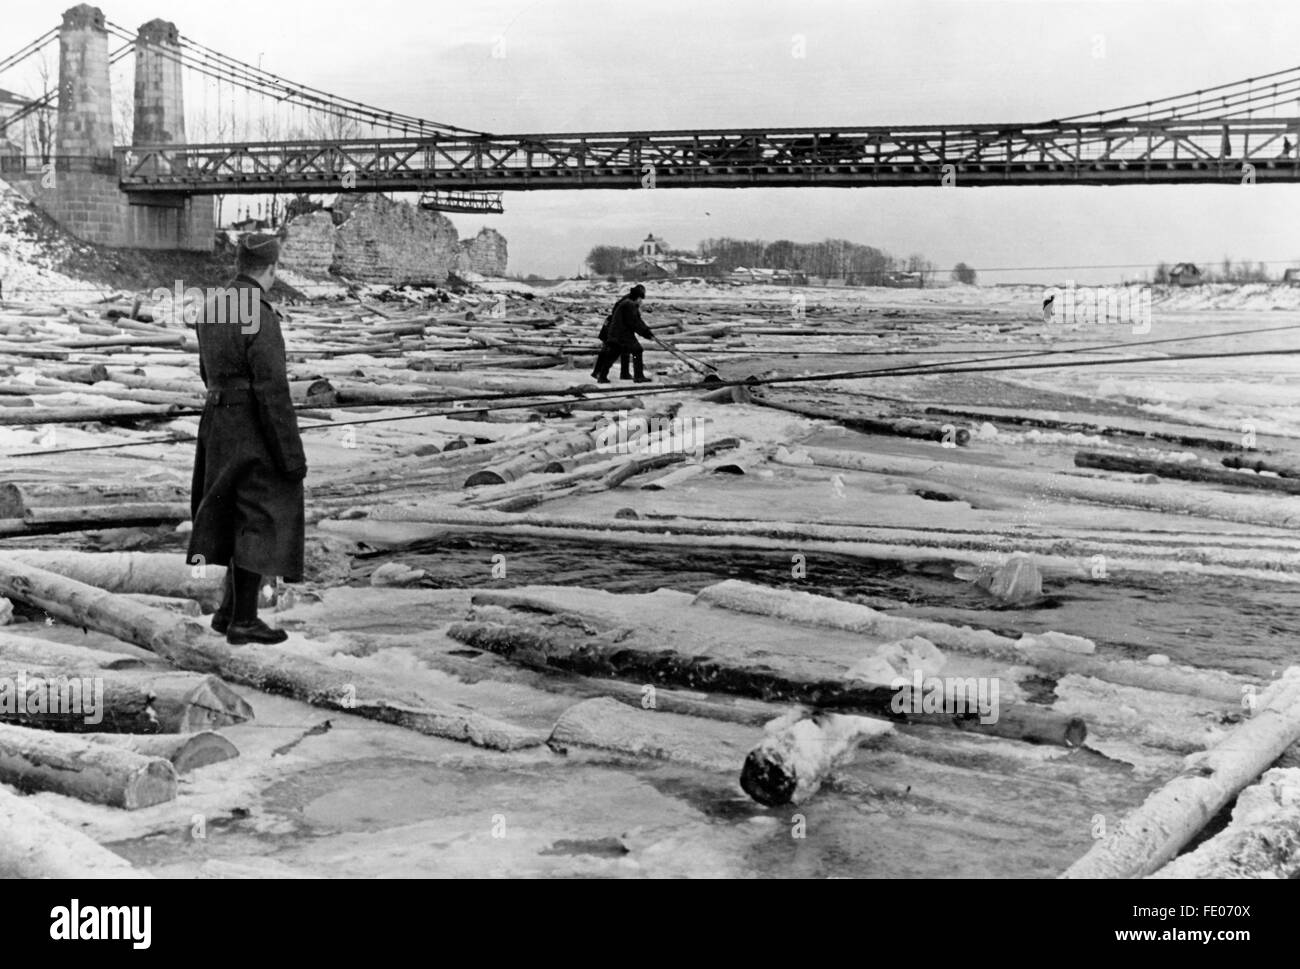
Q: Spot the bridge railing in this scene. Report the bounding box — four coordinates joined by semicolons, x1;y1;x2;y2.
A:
0;154;118;176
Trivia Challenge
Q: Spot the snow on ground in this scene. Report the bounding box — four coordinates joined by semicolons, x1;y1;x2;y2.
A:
0;178;112;301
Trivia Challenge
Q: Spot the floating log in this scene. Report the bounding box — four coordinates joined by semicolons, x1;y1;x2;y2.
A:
105;370;201;394
0;551;225;609
51;363;109;384
926;405;1251;453
53;333;186;349
0;561;543;751
22;502;190;528
1150;767;1300;879
358;506;1300;583
290;378;336;406
0;482;189;518
453;434;739;510
120;593;203;616
84;731;239;774
754;392;970;445
779;445;1300;529
1075;450;1300;495
549;696;758;773
463;431;601;487
1222;454;1300;478
331;381;440;405
740;708;894;806
0;403;181;426
0;722;177;809
0;343;71;360
639;464;706;490
0;664;254;734
447;607;1085;747
695;580;1253;703
568;396;646;411
1061;666;1300;878
0;633;145;670
0;785;149;877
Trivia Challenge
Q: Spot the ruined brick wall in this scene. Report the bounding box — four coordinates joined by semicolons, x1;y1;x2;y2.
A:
459;227;508;277
332;194;460;284
280;210;336;275
282;197;508;284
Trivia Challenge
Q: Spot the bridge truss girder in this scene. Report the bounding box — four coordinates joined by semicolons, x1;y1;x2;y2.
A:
117;118;1300;195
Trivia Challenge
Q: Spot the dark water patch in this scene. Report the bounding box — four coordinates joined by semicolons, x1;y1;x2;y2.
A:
540;837;629;858
356;532;1298;675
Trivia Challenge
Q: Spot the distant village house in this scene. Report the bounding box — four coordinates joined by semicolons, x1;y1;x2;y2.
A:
1168;262;1202;287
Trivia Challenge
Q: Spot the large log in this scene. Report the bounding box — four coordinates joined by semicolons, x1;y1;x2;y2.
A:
740;708;895;806
51;363;110;384
1075;450;1300;495
0;551;225;609
397;636;787;726
0;785;149;878
104;370;202;395
1221;454;1300;478
447;606;1085;747
591;435;741;490
120;593;203;616
0;481;189;518
779;445;1300;530
548;696;759;773
0;632;145;670
464;433;601;487
0;665;254;733
0;722;177;809
0;561;543;751
0;403;180;426
754;392;971;445
84;731;239;774
23;502;190;528
1149;767;1300;879
1061;666;1300;878
361;505;1300;581
695;580;1254;703
925;405;1250;452
455;434;740;510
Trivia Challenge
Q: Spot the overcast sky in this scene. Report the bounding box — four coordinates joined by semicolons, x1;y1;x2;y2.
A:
7;0;1300;280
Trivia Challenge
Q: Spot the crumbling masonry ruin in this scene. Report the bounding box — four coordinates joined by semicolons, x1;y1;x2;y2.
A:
279;195;507;284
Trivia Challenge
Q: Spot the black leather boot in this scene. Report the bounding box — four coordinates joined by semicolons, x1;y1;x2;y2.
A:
225;565;286;645
211;569;235;634
226;618;288;645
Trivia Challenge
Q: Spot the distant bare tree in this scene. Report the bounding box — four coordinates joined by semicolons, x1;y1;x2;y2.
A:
22;51;57;160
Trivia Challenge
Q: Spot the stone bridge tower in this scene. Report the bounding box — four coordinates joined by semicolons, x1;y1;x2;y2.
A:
6;5;213;251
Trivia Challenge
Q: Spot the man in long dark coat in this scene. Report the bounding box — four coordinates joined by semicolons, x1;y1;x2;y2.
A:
598;291;636;380
188;233;306;645
591;284;654;383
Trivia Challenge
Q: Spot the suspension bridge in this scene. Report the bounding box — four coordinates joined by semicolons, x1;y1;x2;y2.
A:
2;4;1300;249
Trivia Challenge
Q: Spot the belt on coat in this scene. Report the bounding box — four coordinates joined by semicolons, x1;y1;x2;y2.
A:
205;381;253;406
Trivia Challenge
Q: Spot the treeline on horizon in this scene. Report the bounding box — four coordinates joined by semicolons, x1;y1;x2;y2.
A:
586;238;978;284
1152;259;1275;284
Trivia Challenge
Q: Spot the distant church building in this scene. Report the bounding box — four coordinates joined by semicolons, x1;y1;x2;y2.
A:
624;233;720;280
